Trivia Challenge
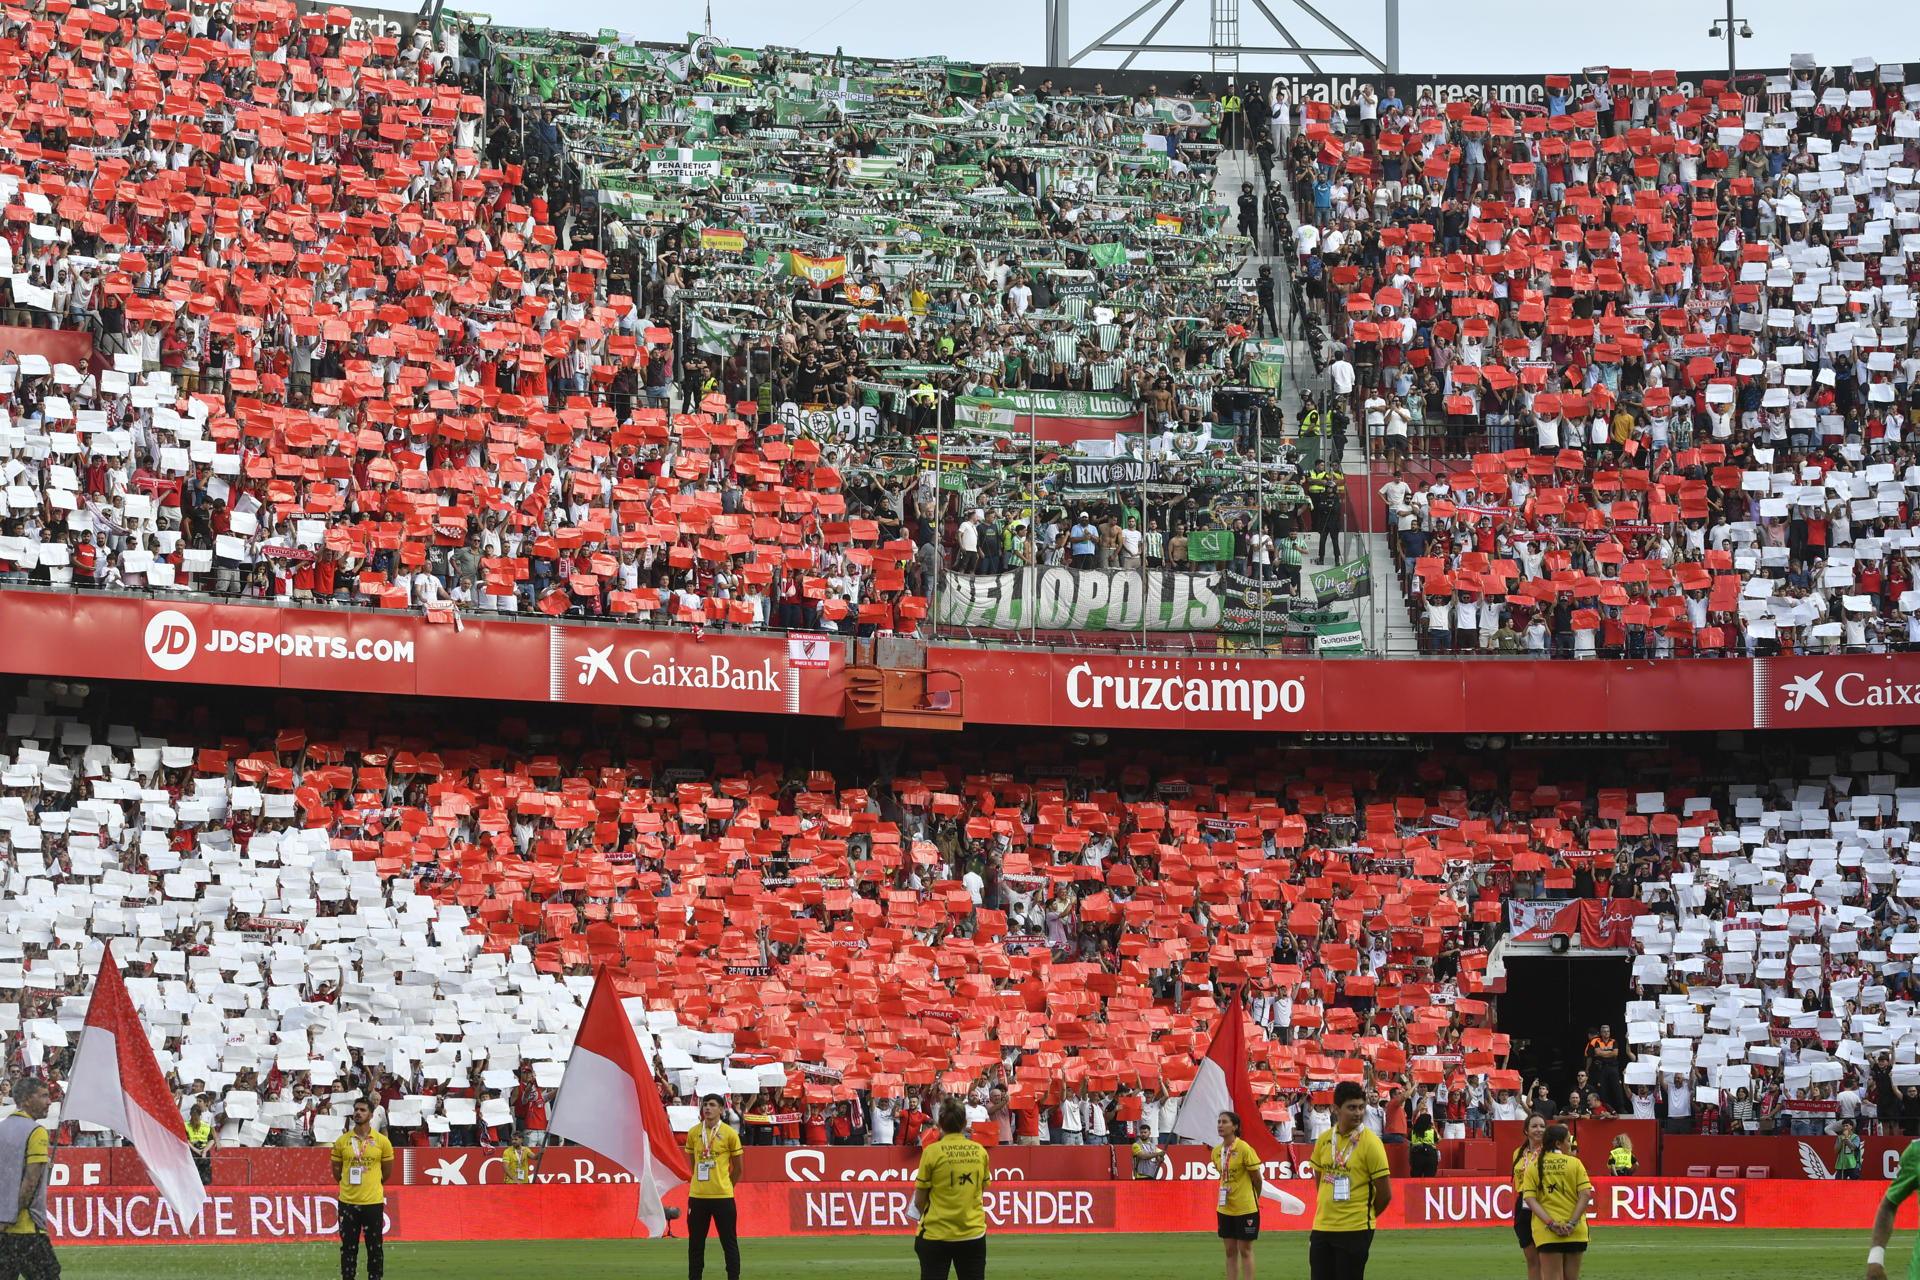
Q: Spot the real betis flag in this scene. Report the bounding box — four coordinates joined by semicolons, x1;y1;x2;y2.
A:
1088;242;1128;269
647;147;721;184
787;251;848;288
1188;528;1234;562
690;310;741;355
1172;989;1308;1215
955;394;1018;427
843;156;901;183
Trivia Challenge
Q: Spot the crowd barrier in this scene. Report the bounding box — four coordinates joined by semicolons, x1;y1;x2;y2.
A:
48;1125;1682;1192
10;588;1920;733
1658;1135;1911;1181
57;1129;1659;1191
48;1177;1889;1244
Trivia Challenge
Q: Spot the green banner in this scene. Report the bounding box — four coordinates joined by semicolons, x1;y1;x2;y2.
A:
1314;620;1365;652
1188;529;1234;562
1088;242;1128;268
1309;557;1371;603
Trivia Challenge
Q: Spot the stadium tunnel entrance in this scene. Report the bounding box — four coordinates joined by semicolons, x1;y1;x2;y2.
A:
1499;953;1633;1107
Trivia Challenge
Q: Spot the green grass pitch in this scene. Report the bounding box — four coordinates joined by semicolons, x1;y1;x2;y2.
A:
58;1226;1910;1279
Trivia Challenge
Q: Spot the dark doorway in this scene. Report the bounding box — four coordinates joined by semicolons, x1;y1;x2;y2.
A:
1499;955;1632;1101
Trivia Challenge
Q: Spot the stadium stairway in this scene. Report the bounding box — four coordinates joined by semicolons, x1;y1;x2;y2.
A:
1212;147;1419;655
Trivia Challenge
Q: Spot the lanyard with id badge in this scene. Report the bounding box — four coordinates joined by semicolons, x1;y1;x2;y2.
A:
1328;1130;1361;1203
696;1124;721;1184
348;1134;370;1187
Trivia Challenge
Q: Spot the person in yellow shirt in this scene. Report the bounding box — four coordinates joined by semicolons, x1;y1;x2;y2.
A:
913;1098;989;1280
330;1097;394;1280
1308;1080;1392;1280
685;1093;744;1280
0;1078;57;1280
1521;1123;1591;1280
1211;1111;1262;1280
1512;1113;1548;1280
500;1131;533;1185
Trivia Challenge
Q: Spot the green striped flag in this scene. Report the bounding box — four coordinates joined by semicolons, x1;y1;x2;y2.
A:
1314;620;1365;652
1088;242;1128;269
690;311;741;355
843;156;901;183
955;395;1018;428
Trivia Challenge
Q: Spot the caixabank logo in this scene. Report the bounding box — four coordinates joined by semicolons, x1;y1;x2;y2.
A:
1754;657;1920;728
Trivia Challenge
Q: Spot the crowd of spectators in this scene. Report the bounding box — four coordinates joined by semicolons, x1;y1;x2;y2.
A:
0;6;1328;644
4;677;1919;1150
0;678;1520;1150
1269;63;1920;655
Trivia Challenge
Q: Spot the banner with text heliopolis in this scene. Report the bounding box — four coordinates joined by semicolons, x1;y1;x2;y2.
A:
937;567;1292;632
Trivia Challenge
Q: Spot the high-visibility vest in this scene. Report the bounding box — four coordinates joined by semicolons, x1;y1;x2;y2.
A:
1608;1147;1634;1174
1300;409;1324;436
1223;95;1242;115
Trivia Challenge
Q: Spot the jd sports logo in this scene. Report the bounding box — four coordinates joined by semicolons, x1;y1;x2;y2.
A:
142;610;198;671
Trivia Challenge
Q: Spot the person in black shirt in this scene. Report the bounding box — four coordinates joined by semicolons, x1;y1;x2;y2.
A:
1255;266;1277;336
1237;183;1258;242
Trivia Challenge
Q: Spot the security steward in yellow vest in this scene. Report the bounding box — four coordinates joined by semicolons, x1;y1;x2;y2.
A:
1304;464;1346;564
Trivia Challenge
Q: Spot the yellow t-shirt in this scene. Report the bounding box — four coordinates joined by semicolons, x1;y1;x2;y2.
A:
1512;1144;1544;1195
501;1146;533;1184
1524;1150;1592;1246
5;1119;48;1234
915;1133;989;1242
331;1129;395;1206
1211;1137;1261;1215
684;1122;743;1199
1310;1125;1391;1232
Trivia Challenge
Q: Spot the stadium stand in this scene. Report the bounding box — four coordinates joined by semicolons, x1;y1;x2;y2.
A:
0;678;1522;1150
8;677;1920;1152
1;0;1918;1173
1282;65;1920;656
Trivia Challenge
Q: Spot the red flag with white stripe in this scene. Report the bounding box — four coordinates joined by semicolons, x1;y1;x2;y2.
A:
64;944;207;1225
1172;989;1306;1215
546;968;689;1235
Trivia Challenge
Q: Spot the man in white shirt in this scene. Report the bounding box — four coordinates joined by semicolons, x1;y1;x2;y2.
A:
956;510;981;573
870;1097;898;1145
1664;1074;1692;1134
1363;392;1387;442
1328;349;1355;399
1378;470;1412;551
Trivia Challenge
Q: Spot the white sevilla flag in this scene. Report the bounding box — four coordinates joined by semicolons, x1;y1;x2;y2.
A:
64;944;207;1226
547;969;689;1236
1172;988;1307;1215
